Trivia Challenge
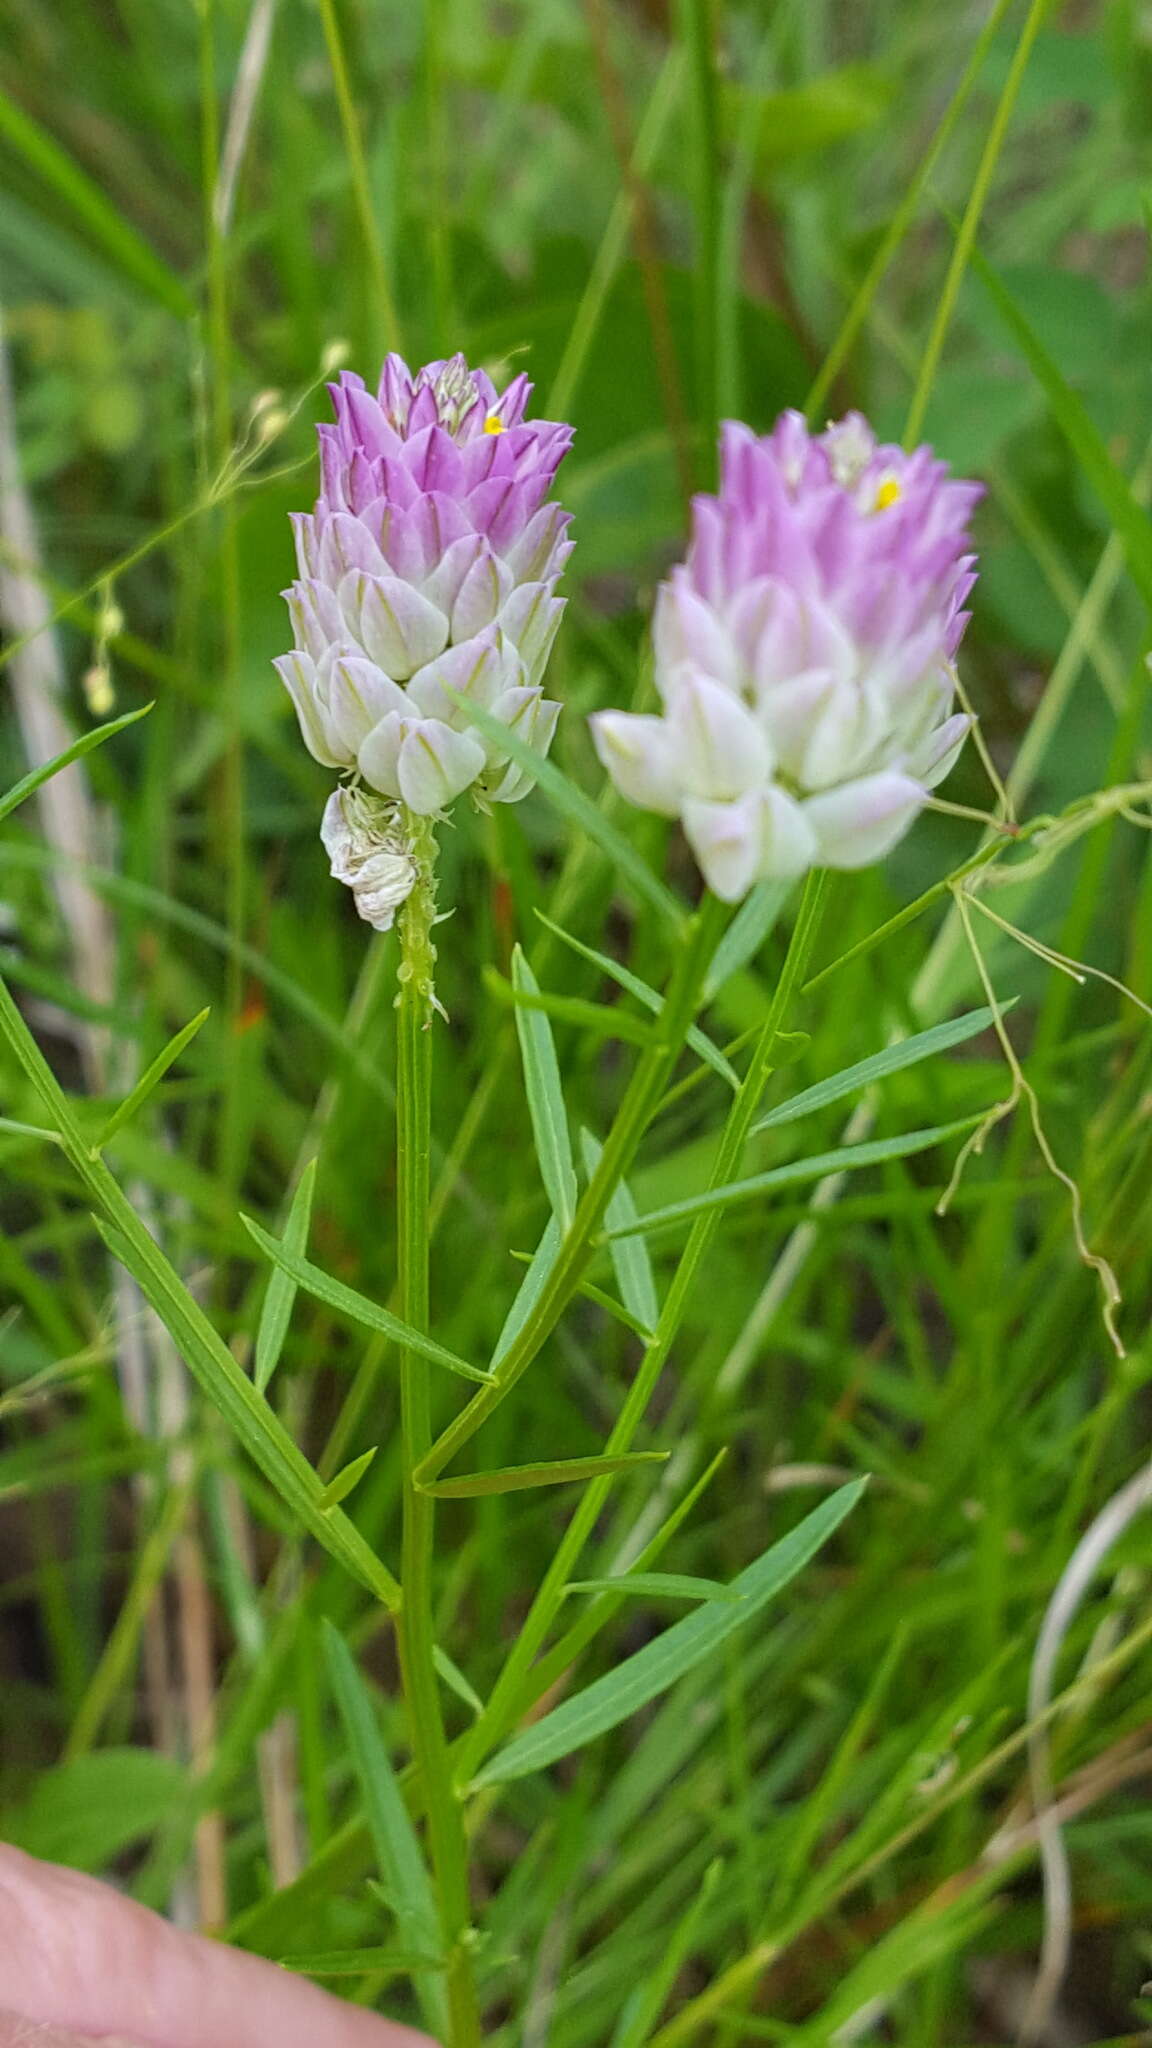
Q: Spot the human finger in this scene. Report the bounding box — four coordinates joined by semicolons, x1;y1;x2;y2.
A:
0;1846;432;2048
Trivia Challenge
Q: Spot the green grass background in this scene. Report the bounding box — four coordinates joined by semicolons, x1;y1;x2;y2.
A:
2;0;1152;2040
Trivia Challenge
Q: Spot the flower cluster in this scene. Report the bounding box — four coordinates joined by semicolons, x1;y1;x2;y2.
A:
591;411;980;899
276;353;573;927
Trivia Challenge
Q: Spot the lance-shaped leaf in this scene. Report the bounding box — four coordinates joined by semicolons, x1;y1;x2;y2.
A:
241;1217;491;1384
318;1446;377;1510
581;1127;658;1335
420;1451;668;1499
512;946;579;1230
95;1007;210;1151
473;1479;866;1785
752;1005;1004;1134
0;703;152;826
607;1120;978;1240
566;1572;740;1605
320;1624;446;2036
254;1161;317;1394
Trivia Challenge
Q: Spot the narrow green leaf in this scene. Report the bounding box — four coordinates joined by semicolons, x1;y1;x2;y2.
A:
576;1276;656;1342
491;1214;562;1370
567;1573;741;1604
610;1857;724;2048
318;1446;377;1510
433;1647;484;1719
95;1007;210;1151
485;967;654;1047
474;1480;866;1785
608;1120;979;1239
752;1005;1003;1135
0;704;153;826
241;1217;491;1385
511;946;579;1230
420;1451;669;1499
536;911;738;1089
254;1161;317;1394
0;1117;60;1145
703;878;791;998
970;240;1152;611
89;1215;400;1611
320;1624;446;2036
445;688;685;927
0;92;194;316
581;1128;659;1334
278;1947;443;1979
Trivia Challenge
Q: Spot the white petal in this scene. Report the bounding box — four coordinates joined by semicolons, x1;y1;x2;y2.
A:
758;784;821;879
669;672;773;802
357;711;406;798
589;711;684;817
682;787;818;898
326;654;410;755
653;576;738;694
906;712;971;789
406;634;518;721
397;719;487;813
795;677;887;790
354;574;450;680
451;549;514;641
681;794;766;901
803;772;924;868
273;651;345;768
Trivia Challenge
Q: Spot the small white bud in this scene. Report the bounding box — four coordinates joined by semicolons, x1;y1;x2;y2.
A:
320;338;351;376
82;664;115;717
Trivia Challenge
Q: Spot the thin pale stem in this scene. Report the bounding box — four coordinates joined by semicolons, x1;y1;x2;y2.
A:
392;816;480;2048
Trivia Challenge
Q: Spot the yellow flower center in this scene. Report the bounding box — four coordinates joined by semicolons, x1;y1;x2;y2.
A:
873;477;902;512
483;412;505;435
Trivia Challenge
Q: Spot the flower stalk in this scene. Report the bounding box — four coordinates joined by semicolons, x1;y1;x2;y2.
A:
392;815;480;2047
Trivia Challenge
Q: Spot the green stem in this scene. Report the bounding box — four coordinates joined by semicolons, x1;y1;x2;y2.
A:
453;871;827;1786
392;817;480;2048
901;0;1050;449
415;892;730;1488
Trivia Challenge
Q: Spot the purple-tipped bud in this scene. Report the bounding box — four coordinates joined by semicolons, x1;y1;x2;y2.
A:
591;410;980;899
278;352;574;894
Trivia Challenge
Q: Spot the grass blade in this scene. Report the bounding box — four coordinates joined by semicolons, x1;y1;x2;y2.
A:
95;1007;210;1151
0;704;152;826
473;1480;866;1785
752;1005;1003;1134
970;240;1152;611
320;1623;446;2036
254;1161;318;1395
608;1120;980;1239
420;1452;669;1499
241;1217;492;1385
581;1128;659;1335
567;1573;740;1605
0;91;193;316
511;946;579;1230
